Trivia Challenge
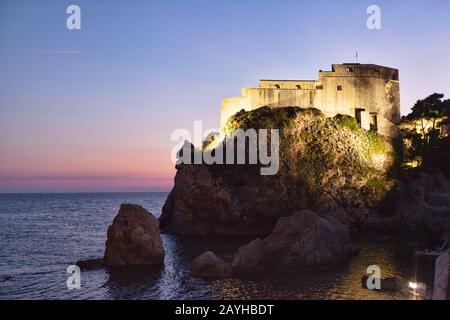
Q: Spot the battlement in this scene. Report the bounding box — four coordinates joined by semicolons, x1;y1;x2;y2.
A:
327;63;399;80
254;64;398;89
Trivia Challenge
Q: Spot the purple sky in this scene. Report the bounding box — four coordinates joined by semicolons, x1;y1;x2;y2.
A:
1;0;449;192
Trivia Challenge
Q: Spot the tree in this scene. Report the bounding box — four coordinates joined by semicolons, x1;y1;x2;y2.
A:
406;93;447;133
443;98;450;118
401;93;449;167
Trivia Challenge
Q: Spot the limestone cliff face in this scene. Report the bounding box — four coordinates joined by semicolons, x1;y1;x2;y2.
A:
160;107;398;235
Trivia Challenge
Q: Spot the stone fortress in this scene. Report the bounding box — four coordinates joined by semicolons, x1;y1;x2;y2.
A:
220;63;400;138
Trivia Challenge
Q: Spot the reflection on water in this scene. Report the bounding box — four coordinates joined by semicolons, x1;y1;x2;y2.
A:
155;235;415;300
101;234;416;300
0;193;417;300
105;266;163;300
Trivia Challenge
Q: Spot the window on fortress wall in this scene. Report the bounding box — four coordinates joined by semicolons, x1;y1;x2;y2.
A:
316;85;323;90
274;84;280;89
295;85;301;89
337;85;342;91
346;67;353;72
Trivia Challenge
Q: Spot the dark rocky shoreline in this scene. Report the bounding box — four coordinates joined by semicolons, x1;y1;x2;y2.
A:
159;107;450;279
80;107;449;290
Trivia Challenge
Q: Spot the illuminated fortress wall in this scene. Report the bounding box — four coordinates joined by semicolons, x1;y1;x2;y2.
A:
220;63;400;138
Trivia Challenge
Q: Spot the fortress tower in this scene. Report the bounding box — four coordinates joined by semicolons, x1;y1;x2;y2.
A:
220;63;400;138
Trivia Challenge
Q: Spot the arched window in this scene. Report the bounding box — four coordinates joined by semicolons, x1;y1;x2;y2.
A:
274;84;280;89
295;85;301;89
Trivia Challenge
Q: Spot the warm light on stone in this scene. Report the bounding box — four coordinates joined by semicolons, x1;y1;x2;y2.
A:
220;63;400;139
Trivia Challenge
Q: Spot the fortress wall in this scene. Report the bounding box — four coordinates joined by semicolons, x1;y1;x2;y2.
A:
319;73;382;116
318;75;400;123
242;88;313;110
384;80;401;123
220;97;250;128
220;88;314;128
220;64;400;136
259;80;316;89
330;64;399;80
319;76;354;116
378;116;400;139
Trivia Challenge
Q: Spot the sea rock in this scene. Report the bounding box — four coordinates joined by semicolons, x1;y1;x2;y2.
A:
191;251;232;278
190;210;356;278
232;210;356;273
160;107;398;235
76;258;104;270
103;204;165;266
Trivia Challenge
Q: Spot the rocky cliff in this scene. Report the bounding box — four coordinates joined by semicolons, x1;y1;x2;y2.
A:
160;106;399;235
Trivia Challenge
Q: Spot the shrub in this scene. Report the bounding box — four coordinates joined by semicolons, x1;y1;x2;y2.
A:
335;114;360;131
367;130;385;154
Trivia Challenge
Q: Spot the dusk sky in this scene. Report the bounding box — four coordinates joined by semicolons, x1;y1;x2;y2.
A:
1;0;449;193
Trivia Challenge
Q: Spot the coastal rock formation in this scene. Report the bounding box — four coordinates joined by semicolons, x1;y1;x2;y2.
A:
190;210;355;278
232;210;355;273
394;172;450;235
161;106;398;235
104;204;165;266
191;251;232;278
76;258;104;270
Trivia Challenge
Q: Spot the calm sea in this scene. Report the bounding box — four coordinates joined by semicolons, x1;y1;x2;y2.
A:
0;192;417;300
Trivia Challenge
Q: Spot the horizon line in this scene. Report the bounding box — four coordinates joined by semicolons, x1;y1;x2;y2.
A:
0;190;171;195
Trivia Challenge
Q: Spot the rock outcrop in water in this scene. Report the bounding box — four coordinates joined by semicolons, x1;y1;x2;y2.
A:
160;106;398;235
190;251;232;278
104;204;165;266
76;258;104;270
190;209;356;278
232;210;356;273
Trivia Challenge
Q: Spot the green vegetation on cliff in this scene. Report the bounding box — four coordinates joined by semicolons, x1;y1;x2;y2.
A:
161;106;400;235
225;107;399;212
